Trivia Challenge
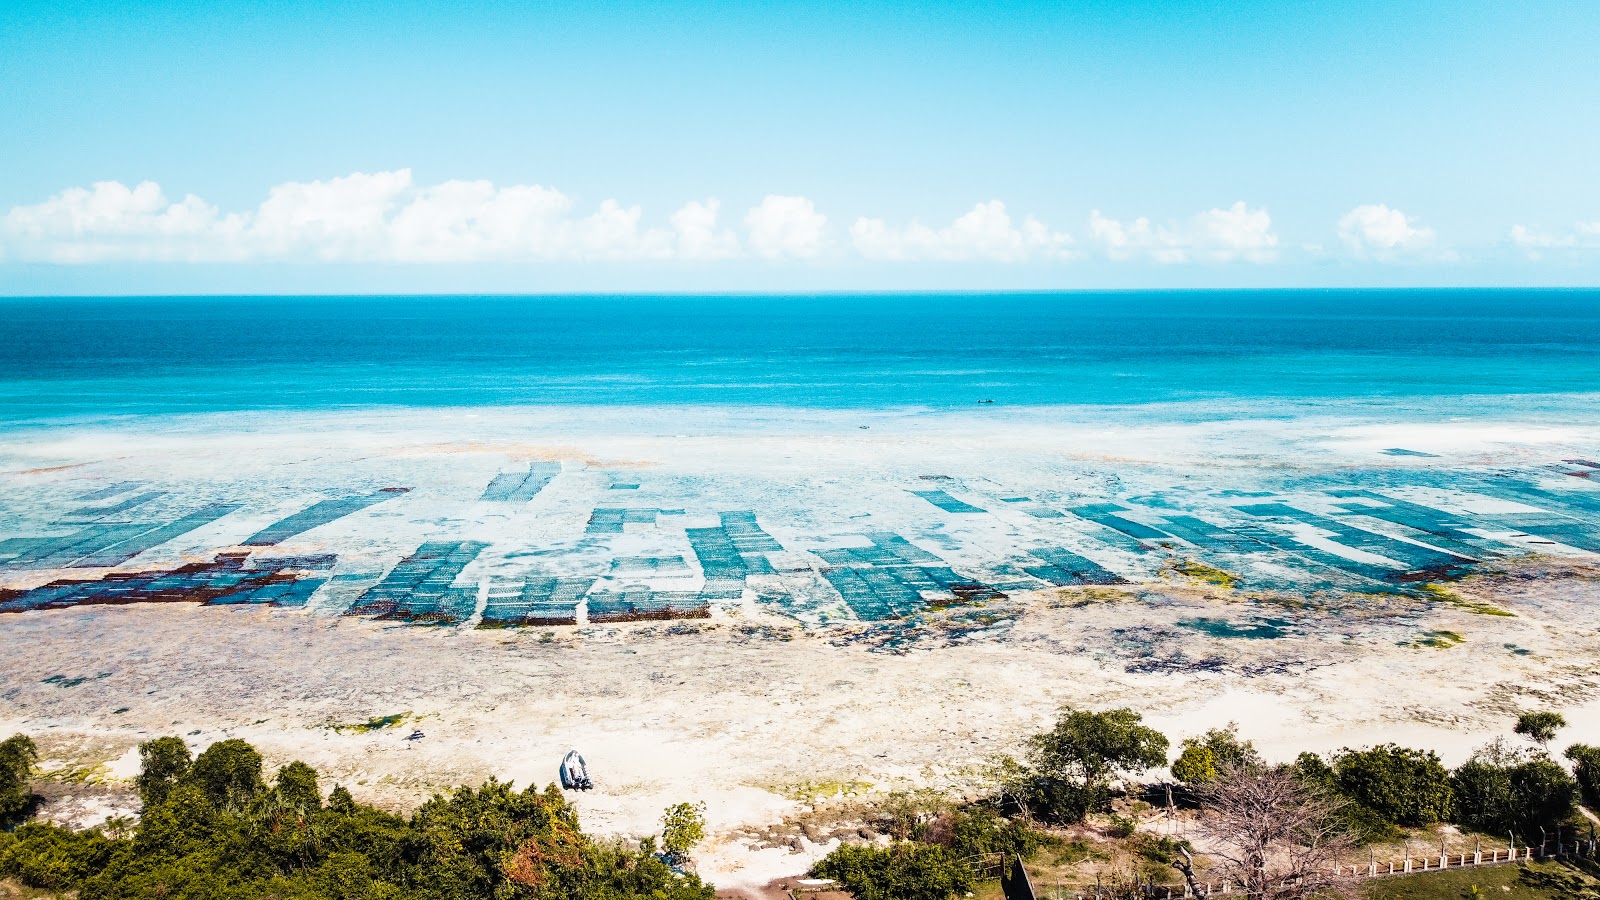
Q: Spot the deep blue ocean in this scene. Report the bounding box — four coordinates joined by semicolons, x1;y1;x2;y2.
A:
3;289;1600;420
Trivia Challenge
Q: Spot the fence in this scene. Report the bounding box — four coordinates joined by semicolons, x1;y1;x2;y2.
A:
1162;833;1599;899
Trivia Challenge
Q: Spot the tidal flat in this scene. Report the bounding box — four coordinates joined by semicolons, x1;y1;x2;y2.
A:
3;404;1600;886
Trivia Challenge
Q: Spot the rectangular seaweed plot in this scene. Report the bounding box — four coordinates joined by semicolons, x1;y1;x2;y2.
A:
244;488;410;546
909;490;986;514
0;553;334;614
719;511;783;552
68;491;166;520
1023;546;1128;586
479;462;562;502
1324;491;1506;557
585;508;679;534
817;532;998;620
480;576;593;626
346;540;488;624
1235;503;1474;580
73;482;144;502
71;503;242;568
2;524;158;570
1067;503;1173;544
587;588;709;623
685;527;748;599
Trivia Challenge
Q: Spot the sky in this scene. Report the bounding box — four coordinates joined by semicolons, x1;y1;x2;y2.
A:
2;0;1599;293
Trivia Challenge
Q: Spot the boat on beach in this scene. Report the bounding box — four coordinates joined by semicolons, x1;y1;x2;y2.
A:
561;750;594;790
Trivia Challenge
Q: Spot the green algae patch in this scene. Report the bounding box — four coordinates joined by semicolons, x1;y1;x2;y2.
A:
1407;630;1465;650
774;778;876;801
332;712;411;734
1418;583;1514;617
1170;559;1238;589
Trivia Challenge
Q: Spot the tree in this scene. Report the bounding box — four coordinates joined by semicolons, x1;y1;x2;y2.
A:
1514;711;1568;750
1172;746;1217;785
273;760;322;810
134;736;191;810
1024;707;1169;823
0;733;39;826
1189;765;1356;900
813;842;974;900
1172;724;1261;784
1332;744;1453;827
660;801;706;862
1566;744;1600;809
185;738;265;810
1452;740;1577;839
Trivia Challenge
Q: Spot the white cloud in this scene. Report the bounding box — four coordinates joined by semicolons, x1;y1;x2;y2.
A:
670;198;740;260
0;171;751;264
743;195;827;260
851;201;1073;262
1088;201;1278;264
1336;203;1436;257
1510;221;1600;258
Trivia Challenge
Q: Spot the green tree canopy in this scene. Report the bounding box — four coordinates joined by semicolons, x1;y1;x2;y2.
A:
134;736;191;810
1332;744;1453;827
661;801;707;862
185;738;265;811
272;760;321;810
0;733;39;826
1172;724;1261;784
813;842;974;900
1023;707;1169;823
1514;711;1567;748
1171;746;1217;785
1029;707;1169;785
1566;743;1600;809
1;735;716;900
1452;741;1578;839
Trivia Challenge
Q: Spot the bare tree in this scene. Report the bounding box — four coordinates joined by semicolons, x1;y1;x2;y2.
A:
1182;764;1357;900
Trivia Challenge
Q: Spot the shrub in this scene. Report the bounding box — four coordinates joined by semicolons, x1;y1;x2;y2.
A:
2;735;716;900
0;734;38;826
661;801;706;862
1567;744;1600;809
813;842;974;900
1514;711;1567;748
1332;744;1453;827
940;806;1045;859
1171;746;1216;785
1452;741;1575;838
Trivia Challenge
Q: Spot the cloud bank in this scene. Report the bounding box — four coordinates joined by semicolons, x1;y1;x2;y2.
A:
851;201;1074;262
1087;201;1278;264
5;170;1571;268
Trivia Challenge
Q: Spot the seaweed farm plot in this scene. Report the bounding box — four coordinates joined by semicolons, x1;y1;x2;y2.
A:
5;437;1600;634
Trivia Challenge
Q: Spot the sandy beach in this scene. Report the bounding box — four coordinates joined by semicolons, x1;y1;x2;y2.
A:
5;556;1600;889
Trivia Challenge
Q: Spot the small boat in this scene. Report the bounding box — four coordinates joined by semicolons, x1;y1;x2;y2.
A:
560;750;593;791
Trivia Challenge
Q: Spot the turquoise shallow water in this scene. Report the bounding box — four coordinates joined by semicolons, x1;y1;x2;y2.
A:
2;289;1599;421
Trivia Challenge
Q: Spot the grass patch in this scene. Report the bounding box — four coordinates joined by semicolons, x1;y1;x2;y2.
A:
1171;559;1239;589
775;778;875;801
1418;583;1515;617
331;712;410;734
1407;630;1465;650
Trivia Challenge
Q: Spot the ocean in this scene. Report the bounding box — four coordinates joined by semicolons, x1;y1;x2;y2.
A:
4;289;1600;421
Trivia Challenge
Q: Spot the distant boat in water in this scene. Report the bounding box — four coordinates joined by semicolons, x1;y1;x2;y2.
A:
561;750;593;790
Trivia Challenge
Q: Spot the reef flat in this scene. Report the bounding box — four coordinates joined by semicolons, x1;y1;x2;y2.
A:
5;405;1600;627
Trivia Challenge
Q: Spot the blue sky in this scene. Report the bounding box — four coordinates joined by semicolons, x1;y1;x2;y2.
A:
2;0;1598;293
